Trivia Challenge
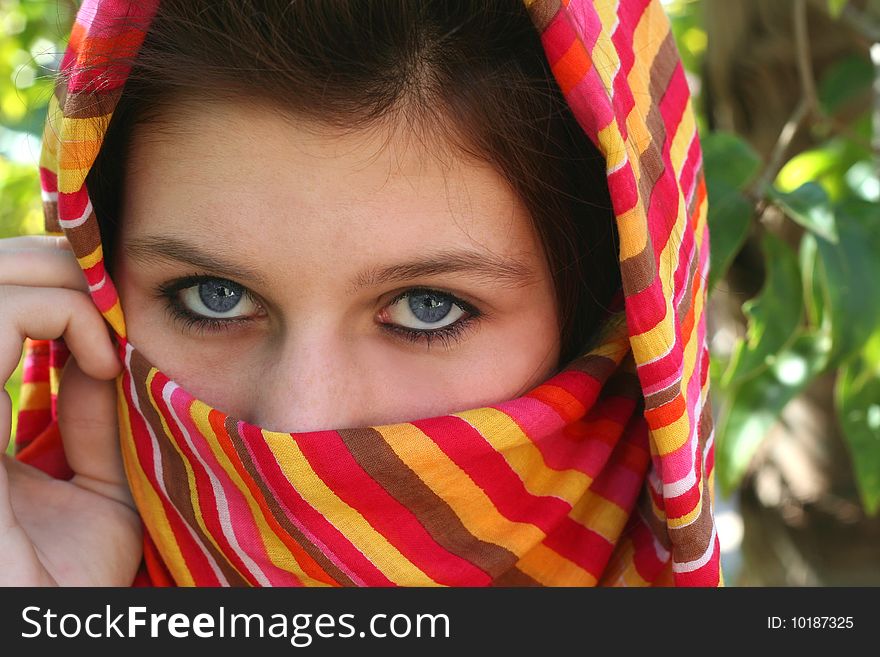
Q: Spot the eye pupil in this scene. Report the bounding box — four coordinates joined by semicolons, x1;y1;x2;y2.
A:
408;291;452;323
198;279;242;313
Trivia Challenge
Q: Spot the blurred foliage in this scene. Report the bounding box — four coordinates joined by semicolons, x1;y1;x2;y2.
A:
2;1;74;452
664;0;880;515
1;0;74;237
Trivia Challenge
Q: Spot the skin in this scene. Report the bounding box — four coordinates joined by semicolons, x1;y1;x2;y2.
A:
115;101;562;432
0;101;561;585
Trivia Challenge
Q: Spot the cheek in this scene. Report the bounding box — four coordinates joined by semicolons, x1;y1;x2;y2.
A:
363;307;560;418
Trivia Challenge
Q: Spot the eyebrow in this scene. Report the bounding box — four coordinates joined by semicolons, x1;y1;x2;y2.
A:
123;236;535;291
348;249;536;293
124;236;271;286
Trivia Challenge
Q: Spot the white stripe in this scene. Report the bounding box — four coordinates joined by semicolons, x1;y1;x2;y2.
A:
125;344;229;585
88;275;106;293
58;198;92;229
672;524;717;573
663;397;703;498
41;190;58;203
163;381;272;586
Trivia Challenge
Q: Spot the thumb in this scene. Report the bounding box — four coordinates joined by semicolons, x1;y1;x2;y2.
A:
56;358;133;509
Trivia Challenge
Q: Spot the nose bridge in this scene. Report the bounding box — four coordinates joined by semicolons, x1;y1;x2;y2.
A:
253;329;359;433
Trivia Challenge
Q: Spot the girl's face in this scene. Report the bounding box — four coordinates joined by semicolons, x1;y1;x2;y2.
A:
114;101;561;432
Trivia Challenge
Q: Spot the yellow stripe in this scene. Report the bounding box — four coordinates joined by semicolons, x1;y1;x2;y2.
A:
40;95;61;171
117;376;196;587
666;493;702;528
76;244;104;270
669;100;696;177
454;407;593;505
616;205;648;261
377;423;546;556
517;543;598;586
262;429;437;586
187;402;322;585
597;121;627;173
143;370;249;584
101;298;127;338
18;381;50;411
568;489;629;543
49;364;63;396
593;1;621;93
627;0;667;137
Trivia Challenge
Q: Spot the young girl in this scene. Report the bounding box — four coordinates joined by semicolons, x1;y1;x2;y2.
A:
2;0;720;586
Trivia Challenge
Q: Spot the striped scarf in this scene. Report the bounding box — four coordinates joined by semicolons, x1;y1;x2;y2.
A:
16;0;721;586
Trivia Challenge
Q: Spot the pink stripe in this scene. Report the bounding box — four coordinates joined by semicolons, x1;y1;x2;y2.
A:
171;389;303;586
294;430;490;585
237;423;393;586
148;375;257;584
122;367;222;585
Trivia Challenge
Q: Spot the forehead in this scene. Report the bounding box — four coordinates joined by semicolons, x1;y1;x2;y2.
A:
120;101;542;275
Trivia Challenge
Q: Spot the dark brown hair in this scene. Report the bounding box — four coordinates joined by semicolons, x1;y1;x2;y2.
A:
85;0;621;368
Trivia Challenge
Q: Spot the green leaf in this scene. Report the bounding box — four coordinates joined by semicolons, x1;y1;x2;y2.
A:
701;131;762;190
768;182;838;243
702;132;761;292
815;199;880;365
775;137;871;200
835;330;880;515
715;332;831;494
723;233;803;387
818;54;873;115
826;0;849;17
799;234;828;331
706;180;754;292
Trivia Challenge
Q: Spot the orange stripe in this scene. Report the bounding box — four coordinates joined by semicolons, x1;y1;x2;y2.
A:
206;410;338;586
552;40;592;95
527;384;586;423
644;392;686;430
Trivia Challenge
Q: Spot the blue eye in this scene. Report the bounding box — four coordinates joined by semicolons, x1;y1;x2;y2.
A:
407;290;454;323
386;289;467;330
176;278;260;319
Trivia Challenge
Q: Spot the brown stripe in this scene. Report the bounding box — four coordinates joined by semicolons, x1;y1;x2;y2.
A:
525;0;562;33
636;486;671;551
562;353;620;386
621;33;682;298
42;201;60;232
65;212;101;261
491;567;543;587
668;474;715;564
129;349;250;586
338;427;521;580
619;243;656;298
60;87;125;120
675;249;698;325
697;396;714;451
643;381;680;410
600;369;643;401
222;418;357;587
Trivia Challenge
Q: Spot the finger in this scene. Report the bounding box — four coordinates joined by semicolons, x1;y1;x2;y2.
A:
0;235;72;251
0;286;120;386
0;246;88;292
57;358;133;508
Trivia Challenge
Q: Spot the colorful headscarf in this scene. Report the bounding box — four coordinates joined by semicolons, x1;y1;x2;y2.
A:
16;0;720;586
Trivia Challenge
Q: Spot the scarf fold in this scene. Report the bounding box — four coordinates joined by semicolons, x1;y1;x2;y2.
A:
15;0;721;587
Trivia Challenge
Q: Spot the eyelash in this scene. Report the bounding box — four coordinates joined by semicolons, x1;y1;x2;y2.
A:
156;275;259;336
379;287;481;350
155;276;482;348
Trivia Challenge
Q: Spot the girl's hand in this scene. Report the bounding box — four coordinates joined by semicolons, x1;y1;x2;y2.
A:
0;236;142;586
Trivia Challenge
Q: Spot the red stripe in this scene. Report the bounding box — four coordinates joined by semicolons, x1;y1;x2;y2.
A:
294;430;491;585
237;423;395;586
147;374;257;585
122;368;222;585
